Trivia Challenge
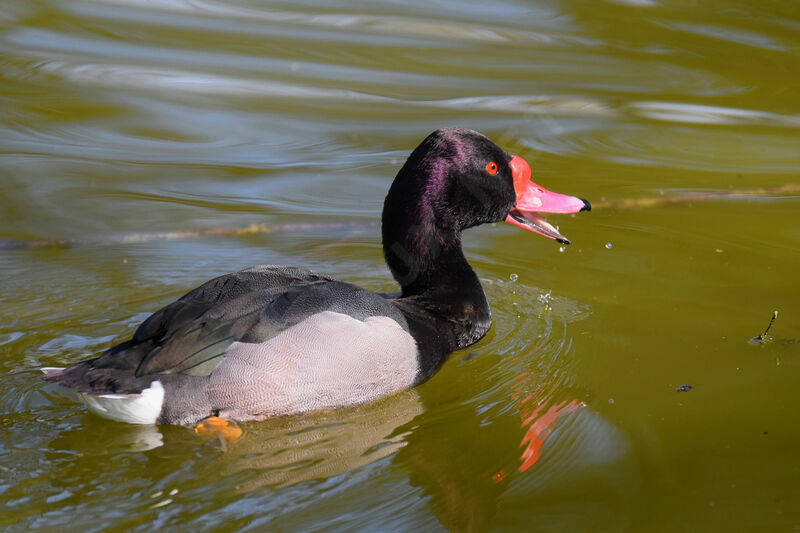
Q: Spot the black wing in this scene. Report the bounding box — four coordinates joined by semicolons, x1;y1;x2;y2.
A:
43;265;407;395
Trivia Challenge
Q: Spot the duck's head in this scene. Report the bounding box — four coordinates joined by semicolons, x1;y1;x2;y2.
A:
382;128;590;293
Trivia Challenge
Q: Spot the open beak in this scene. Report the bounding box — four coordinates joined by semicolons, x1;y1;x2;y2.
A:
504;155;590;245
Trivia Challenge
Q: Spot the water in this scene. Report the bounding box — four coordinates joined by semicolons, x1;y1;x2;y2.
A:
2;0;799;530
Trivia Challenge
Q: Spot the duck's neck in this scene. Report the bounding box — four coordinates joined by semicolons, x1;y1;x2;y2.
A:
382;220;492;350
383;220;461;295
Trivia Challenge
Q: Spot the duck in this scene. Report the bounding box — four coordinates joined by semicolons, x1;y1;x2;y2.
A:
41;128;590;426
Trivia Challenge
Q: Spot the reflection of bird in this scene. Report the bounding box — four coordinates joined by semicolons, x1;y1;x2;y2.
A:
42;128;590;427
518;398;585;472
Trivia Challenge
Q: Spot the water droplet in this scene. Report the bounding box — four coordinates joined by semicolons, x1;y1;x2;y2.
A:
608;398;615;404
559;246;566;253
509;273;518;282
537;291;552;304
605;242;613;249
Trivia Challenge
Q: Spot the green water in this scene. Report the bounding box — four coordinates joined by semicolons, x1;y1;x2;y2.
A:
1;0;799;530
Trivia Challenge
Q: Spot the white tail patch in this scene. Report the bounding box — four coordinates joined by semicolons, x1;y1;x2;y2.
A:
41;367;66;377
78;381;165;425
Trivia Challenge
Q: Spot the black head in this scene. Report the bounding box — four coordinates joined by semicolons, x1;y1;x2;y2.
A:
384;128;517;235
383;128;515;238
382;129;518;294
381;128;589;296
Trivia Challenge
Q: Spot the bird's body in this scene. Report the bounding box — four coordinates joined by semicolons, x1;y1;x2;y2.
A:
42;129;589;425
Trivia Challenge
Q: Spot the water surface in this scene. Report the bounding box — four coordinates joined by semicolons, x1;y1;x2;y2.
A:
1;0;799;530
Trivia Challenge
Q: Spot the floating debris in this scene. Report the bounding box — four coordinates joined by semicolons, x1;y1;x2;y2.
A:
591;184;800;210
748;310;778;346
0;222;373;250
676;384;693;392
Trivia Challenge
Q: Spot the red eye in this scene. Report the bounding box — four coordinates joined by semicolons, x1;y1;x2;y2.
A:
486;161;498;175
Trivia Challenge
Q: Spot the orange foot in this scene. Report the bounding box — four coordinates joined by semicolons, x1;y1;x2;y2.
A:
194;416;243;449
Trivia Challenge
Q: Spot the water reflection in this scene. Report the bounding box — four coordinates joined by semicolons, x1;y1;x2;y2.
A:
517;396;584;472
388;280;631;530
48;417;166;452
216;390;422;490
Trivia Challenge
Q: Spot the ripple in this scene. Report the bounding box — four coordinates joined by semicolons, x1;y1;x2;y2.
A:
514;111;800;174
632;101;800;127
0;332;24;348
454;278;609;477
607;0;659;6
22;58;611;119
29;59;394;99
35;333;118;356
665;22;786;51
75;0;576;45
